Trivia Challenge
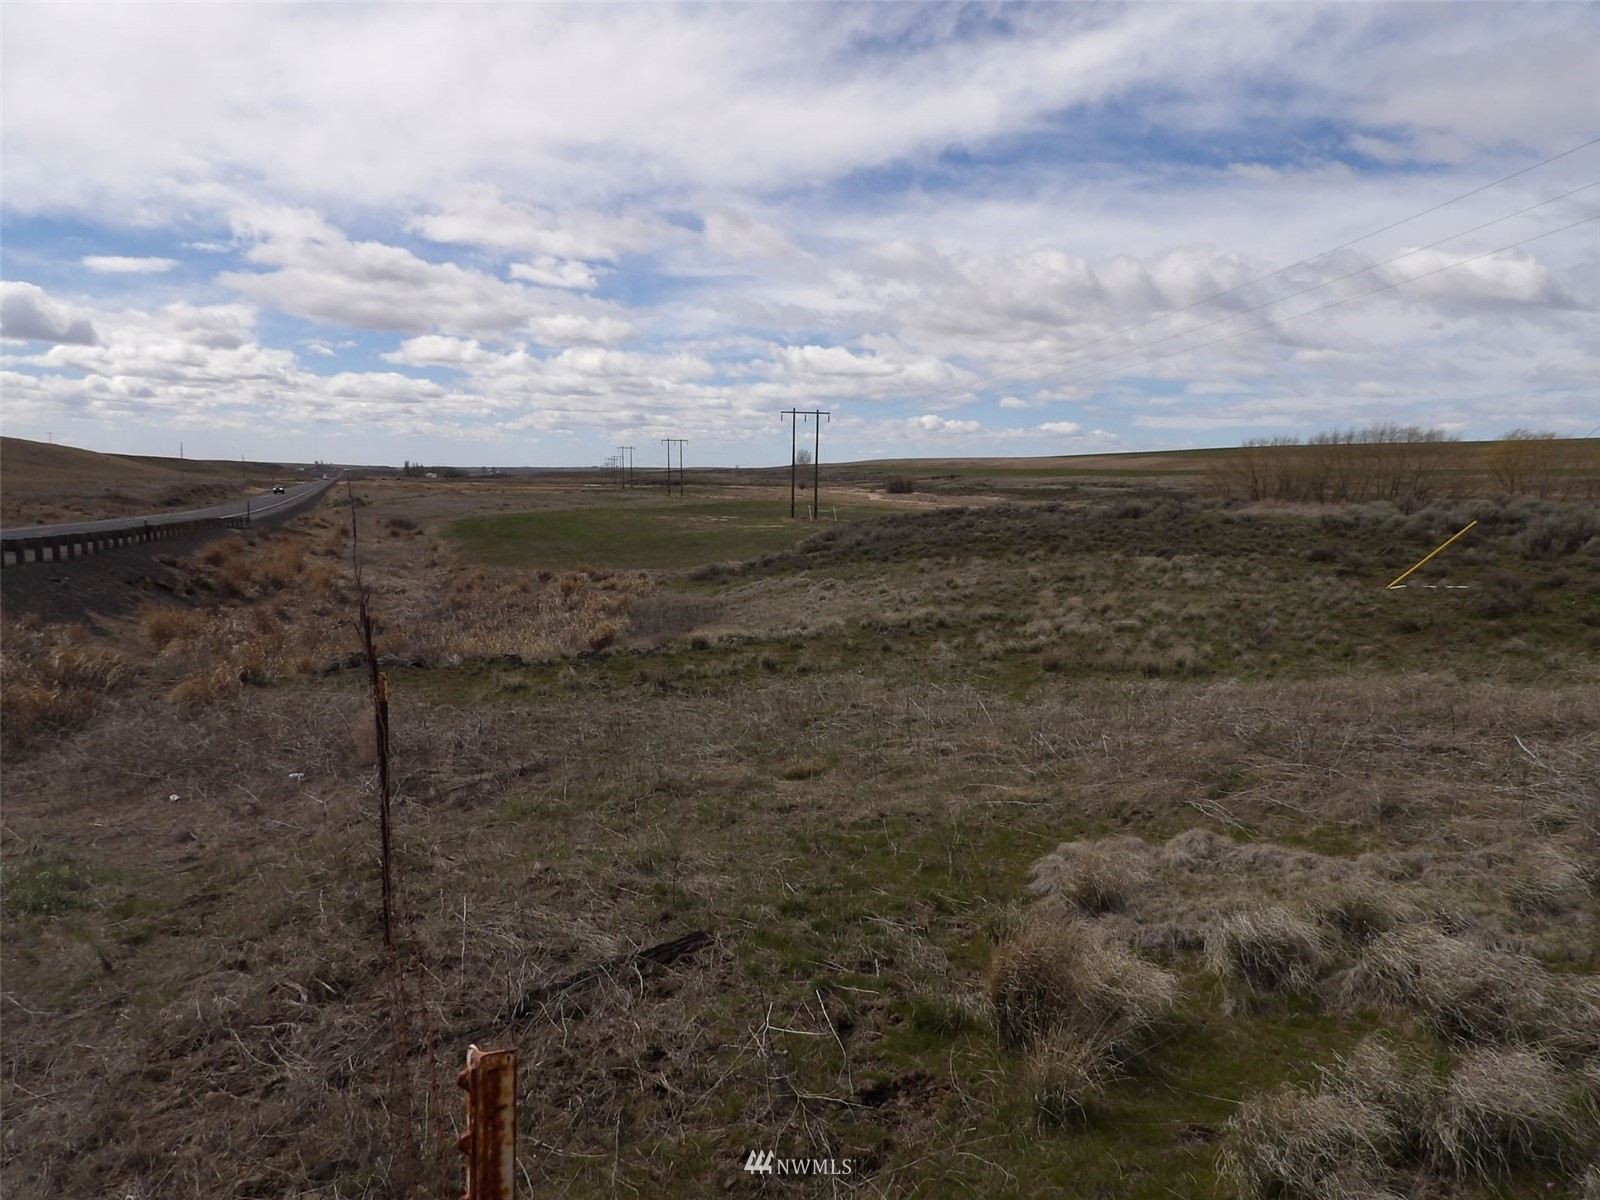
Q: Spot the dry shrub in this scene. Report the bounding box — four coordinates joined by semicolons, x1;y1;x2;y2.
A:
1028;836;1154;914
987;909;1178;1051
1025;1029;1120;1124
1219;1084;1398;1200
1339;926;1546;1045
199;536;243;567
1427;1046;1586;1178
138;603;210;649
0;622;134;755
167;664;239;707
585;619;623;651
254;537;309;588
1205;906;1329;1000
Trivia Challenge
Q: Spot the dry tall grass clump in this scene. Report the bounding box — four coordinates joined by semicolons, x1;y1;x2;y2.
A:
1506;843;1590;915
1219;1083;1399;1200
1319;1034;1438;1160
0;620;134;756
1025;1028;1121;1124
989;908;1179;1124
1159;827;1229;871
1027;836;1154;914
1307;883;1411;951
1205;906;1330;1002
1427;1046;1588;1179
987;908;1179;1052
378;562;652;664
1226;1037;1597;1198
137;603;211;649
1339;926;1547;1046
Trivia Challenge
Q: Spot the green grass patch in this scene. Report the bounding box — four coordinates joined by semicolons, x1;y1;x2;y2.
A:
449;498;870;570
2;856;93;916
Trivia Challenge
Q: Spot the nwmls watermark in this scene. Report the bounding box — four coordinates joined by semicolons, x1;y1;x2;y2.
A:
743;1149;855;1177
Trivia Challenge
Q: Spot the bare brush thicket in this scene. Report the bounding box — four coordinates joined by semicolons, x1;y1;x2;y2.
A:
1209;423;1600;503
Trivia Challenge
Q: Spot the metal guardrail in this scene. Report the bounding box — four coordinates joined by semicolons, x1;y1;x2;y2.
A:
1;515;250;566
0;479;337;568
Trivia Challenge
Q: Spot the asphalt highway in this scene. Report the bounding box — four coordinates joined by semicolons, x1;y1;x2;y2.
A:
0;476;339;539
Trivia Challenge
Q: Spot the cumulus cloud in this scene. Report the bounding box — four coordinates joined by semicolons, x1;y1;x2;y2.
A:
1374;247;1575;309
0;282;99;345
907;414;981;434
81;255;177;274
5;4;1598;459
220;208;636;345
509;258;601;290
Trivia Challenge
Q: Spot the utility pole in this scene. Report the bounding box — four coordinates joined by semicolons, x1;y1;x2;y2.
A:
780;409;829;519
619;445;636;488
662;438;687;497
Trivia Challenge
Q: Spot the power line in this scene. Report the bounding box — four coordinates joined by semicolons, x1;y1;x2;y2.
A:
1019;210;1599;394
913;134;1600;405
662;437;687;496
1011;181;1598;394
780;409;830;519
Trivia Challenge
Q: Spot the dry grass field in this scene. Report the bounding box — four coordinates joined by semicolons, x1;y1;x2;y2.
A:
2;464;1598;1199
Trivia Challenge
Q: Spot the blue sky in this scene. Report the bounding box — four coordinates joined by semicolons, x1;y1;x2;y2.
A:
2;3;1597;468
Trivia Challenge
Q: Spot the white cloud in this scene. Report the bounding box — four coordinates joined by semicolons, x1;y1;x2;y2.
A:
0;282;99;345
702;211;809;263
907;414;981;435
82;255;178;274
1;4;1483;219
4;4;1598;461
383;335;496;368
508;258;601;291
410;189;677;260
220;208;636;345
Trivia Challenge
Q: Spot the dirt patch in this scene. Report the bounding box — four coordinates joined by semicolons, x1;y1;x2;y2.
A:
0;532;229;624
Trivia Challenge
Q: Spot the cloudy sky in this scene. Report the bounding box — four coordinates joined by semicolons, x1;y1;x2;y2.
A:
2;3;1597;468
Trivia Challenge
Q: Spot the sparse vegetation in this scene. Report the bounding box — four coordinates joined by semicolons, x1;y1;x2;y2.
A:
3;465;1597;1198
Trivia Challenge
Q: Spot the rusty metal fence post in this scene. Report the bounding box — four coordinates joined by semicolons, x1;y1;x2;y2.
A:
457;1045;517;1199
